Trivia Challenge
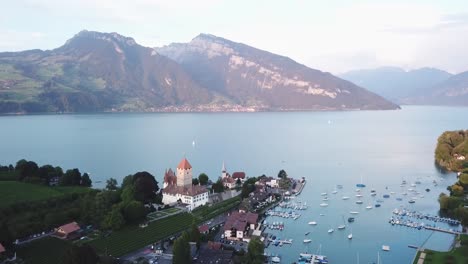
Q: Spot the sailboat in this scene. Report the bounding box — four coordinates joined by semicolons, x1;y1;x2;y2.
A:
327;228;334;233
337;215;346;230
348;228;353;239
356;175;366;188
320;203;329;207
342;196;350;200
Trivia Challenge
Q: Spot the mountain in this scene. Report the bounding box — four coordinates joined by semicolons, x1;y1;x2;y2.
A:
0;31;398;113
407;71;468;106
0;30;213;113
156;34;399;111
340;67;452;103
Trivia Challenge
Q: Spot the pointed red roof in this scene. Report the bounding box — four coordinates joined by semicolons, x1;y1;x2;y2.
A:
177;158;192;170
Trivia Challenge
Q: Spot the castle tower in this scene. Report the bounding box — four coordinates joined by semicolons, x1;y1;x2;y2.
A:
177;158;193;187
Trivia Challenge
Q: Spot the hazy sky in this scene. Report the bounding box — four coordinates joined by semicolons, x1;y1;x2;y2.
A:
2;0;468;74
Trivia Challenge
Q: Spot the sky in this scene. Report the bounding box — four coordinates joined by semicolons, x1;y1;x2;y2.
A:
1;0;468;74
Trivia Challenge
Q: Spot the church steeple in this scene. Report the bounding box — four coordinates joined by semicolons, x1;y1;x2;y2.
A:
221;161;227;178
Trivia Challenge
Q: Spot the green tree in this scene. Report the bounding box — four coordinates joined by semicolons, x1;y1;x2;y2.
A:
122;201;146;223
198;173;209;185
63;244;99;264
460;173;468;187
121;175;134;189
212;178;225;193
190;223;201;249
15;159;39;181
244;237;264;264
192;178;199;185
173;232;191;264
60;169;82;186
81;173;92;187
278;169;288;179
106;178;118;190
121;185;136;203
102;207;125;231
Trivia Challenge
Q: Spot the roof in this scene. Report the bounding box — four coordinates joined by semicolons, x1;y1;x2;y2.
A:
223;177;236;184
199;225;209;233
58;222;80;234
223;211;258;231
163;184;208;197
164;168;177;185
232;172;246;179
197;248;233;264
207;241;223;250
0;243;5;253
177;158;192;170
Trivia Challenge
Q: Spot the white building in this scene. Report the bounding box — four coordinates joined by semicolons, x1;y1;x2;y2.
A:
162;158;209;211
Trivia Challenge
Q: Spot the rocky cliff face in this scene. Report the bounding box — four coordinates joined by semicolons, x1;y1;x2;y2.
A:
157;34;399;110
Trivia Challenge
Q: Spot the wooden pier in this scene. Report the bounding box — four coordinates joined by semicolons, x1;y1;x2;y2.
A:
424;226;461;235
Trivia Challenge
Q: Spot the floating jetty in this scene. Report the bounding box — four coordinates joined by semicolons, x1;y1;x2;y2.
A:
392;208;461;225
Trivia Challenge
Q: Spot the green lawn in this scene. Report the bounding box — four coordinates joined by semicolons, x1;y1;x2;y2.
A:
17;237;72;264
413;235;468;264
88;213;196;257
0;181;91;207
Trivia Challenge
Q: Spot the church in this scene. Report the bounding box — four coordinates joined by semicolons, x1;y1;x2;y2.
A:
162;157;209;211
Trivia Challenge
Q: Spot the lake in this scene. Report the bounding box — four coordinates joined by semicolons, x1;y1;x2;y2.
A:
1;106;467;263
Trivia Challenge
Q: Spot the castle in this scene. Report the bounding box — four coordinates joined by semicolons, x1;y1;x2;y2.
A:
162;158;209;211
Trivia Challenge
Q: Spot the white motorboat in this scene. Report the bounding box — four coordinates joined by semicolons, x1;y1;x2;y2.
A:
320;203;328;207
303;239;312;243
308;221;317;225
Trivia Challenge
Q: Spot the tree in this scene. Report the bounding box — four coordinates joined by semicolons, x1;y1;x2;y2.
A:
122;201;146;223
198;173;209;185
106;178;118;190
63;244;99;264
244;237;264;264
133;171;159;203
173;232;191;264
121;175;134;189
212;178;225;193
81;173;92;187
192;178;199;185
102;207;125;231
451;184;464;196
15;159;39;181
190;223;201;249
121;185;136;203
278;169;288;179
60;169;82;186
38;164;56;184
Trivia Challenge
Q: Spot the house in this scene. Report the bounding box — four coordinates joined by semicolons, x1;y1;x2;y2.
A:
232;172;246;182
0;243;5;254
162;158;209;211
223;211;259;241
55;222;80;239
198;225;209;235
196;247;233;264
222;176;236;189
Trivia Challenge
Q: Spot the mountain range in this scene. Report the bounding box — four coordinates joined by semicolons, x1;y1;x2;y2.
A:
340;67;468;106
0;30;399;113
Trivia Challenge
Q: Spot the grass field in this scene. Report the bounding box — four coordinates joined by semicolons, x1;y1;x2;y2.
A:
17;237;72;264
192;196;241;221
413;235;468;264
0;181;91;207
89;213;196;257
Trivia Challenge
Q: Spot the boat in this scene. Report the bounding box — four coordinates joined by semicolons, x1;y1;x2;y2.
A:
383;194;390;198
350;211;359;214
342;196;350;200
408;200;416;204
320;213;325;216
305;231;310;235
425;188;430;192
271;256;281;263
322;197;329;201
336;184;343;189
356;200;363;204
348;217;355;222
371;192;377;196
328;228;334;233
309;221;317;225
396;198;403;201
356;175;366;188
366;205;373;209
338;215;346;229
332;190;338;194
348;233;353;239
320;203;329;207
355;194;363;197
304;239;312;243
375;204;381;207
321;192;327;196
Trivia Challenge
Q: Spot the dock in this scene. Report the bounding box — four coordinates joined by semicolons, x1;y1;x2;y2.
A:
424;226;461;235
293;178;306;196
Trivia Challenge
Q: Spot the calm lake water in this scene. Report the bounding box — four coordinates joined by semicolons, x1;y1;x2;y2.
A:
1;106;467;263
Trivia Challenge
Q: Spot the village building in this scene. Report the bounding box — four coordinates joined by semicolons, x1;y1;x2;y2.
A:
221;162;246;189
54;221;80;239
0;243;5;254
223;211;259;241
198;224;210;235
162;158;209;211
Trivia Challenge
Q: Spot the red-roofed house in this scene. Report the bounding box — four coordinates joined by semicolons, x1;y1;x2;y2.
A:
0;243;5;254
222;176;236;189
223;211;259;241
55;222;80;239
198;224;209;234
232;172;246;180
